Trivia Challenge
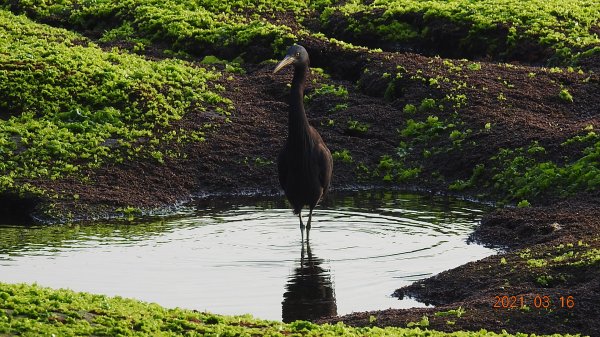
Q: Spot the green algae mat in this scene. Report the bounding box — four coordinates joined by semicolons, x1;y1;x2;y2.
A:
0;282;582;336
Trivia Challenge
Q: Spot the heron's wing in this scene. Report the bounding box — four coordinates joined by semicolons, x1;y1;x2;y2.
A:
277;148;288;190
316;142;333;194
307;126;333;195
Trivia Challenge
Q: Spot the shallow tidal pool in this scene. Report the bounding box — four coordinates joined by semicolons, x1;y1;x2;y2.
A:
0;191;497;321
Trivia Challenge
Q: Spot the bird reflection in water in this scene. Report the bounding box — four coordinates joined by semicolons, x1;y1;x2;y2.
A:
282;242;337;322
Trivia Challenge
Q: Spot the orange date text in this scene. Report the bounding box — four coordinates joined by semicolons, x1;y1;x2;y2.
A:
493;295;575;309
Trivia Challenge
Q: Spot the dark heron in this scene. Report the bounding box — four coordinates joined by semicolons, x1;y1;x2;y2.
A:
273;44;333;241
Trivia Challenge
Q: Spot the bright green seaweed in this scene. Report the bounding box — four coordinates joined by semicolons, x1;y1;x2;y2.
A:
0;10;230;195
0;282;582;337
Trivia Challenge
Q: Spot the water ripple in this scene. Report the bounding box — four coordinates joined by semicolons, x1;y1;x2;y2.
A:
0;191;497;321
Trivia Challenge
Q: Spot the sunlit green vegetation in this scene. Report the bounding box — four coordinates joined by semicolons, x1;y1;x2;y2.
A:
521;239;600;272
400;116;446;142
510;237;600;288
444;133;600;202
346;119;370;134
1;0;306;57
375;155;421;183
434;307;465;318
9;0;594;67
5;0;598;66
322;0;600;65
449;164;485;192
489;139;600;201
559;88;574;103
1;282;579;337
332;149;353;163
306;84;349;102
0;10;230;196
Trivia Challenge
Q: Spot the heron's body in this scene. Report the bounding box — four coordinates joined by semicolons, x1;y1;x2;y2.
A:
274;45;333;240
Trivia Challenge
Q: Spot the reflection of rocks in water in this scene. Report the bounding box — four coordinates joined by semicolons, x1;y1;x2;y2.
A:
282;242;337;322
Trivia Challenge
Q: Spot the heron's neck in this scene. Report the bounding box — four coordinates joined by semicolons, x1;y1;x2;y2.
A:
289;64;310;144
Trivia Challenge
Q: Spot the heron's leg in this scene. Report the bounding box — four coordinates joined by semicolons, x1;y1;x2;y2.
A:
298;210;304;229
306;208;313;241
298;210;305;241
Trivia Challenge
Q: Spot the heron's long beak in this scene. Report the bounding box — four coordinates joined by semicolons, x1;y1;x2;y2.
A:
273;55;294;74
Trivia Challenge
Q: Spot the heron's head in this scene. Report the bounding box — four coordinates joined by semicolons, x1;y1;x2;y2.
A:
273;45;309;73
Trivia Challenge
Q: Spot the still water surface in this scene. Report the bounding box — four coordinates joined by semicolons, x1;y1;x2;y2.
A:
0;191;496;321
